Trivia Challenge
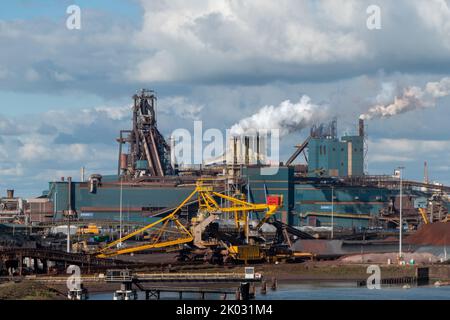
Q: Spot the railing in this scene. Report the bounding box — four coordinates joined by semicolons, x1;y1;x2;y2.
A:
105;271;262;283
16;275;106;283
136;272;249;280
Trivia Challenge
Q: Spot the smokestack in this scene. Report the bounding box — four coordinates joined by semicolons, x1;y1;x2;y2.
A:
67;177;72;214
245;136;250;166
6;190;14;199
424;161;429;184
256;132;260;164
233;137;238;166
359;119;365;137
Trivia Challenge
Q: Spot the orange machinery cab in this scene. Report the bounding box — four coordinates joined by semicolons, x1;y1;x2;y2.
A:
266;195;283;206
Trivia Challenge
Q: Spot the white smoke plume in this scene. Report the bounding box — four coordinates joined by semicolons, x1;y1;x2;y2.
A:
230;95;328;136
360;77;450;120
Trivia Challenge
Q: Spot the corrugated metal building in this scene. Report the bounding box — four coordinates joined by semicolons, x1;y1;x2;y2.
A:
244;167;393;228
308;135;364;177
48;176;195;223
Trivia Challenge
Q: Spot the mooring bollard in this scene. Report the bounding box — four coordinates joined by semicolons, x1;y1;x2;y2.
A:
271;277;278;291
248;283;256;299
261;281;267;295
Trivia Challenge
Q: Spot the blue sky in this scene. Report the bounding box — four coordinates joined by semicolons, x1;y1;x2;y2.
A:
0;0;141;21
1;0;450;197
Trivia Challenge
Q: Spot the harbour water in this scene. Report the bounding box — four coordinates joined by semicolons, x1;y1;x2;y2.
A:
89;282;450;300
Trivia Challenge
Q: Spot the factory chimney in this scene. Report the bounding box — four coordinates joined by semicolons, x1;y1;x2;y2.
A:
359;119;365;137
67;177;73;214
256;132;260;165
6;190;14;199
233;137;238;166
244;136;250;166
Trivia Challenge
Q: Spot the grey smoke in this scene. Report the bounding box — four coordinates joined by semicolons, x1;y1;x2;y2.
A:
360;77;450;120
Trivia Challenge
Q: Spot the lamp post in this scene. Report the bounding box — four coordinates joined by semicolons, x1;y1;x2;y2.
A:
331;186;334;240
119;175;123;247
398;166;405;260
67;177;72;253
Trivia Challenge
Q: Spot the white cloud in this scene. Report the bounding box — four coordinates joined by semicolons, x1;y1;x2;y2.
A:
0;66;9;79
129;0;368;82
0;163;24;177
123;0;450;84
19;142;51;161
415;0;450;47
1;0;450;90
0;97;207;196
92;106;131;121
370;138;450;152
159;96;204;120
370;154;414;163
53;71;74;82
25;68;40;82
366;137;450;184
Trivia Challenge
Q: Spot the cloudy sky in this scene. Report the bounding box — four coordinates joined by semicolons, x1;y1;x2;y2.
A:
1;0;450;197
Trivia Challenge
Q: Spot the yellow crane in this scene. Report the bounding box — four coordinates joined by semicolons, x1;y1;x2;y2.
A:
96;180;281;258
419;208;430;225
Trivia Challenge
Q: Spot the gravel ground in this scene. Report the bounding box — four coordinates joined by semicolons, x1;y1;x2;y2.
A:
0;280;65;300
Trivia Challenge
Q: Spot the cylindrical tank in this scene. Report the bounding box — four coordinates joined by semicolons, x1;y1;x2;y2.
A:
120;154;129;170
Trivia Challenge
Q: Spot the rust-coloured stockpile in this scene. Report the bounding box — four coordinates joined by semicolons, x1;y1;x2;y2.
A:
405;222;450;246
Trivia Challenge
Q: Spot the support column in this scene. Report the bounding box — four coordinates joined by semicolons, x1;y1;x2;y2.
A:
43;260;48;274
239;282;250;301
18;254;23;276
261;281;267;294
271;277;278;290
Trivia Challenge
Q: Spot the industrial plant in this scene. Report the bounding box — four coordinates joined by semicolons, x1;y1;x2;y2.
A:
1;89;450;300
38;90;449;231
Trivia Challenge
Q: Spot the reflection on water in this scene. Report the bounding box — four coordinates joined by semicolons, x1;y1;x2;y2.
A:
89;282;450;300
258;282;450;300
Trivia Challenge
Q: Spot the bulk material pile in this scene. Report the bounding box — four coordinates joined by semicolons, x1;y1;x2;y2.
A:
405;222;450;246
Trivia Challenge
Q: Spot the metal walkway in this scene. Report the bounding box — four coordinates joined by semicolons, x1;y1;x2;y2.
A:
0;248;131;267
106;270;262;283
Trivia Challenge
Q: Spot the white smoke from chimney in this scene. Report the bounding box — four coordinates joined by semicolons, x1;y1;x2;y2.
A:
425;77;450;98
230;95;328;136
360;77;450;120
